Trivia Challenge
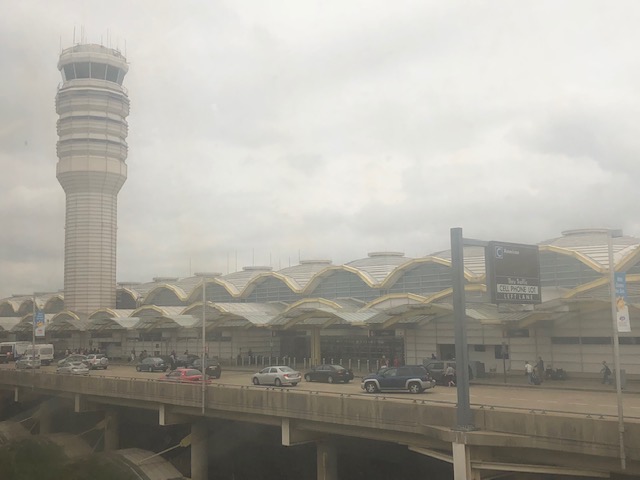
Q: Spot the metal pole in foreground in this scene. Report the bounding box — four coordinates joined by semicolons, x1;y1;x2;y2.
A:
451;227;473;430
32;293;36;368
202;278;206;415
607;230;626;470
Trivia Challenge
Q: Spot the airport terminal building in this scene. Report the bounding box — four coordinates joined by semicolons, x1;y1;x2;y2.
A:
1;228;639;377
2;45;638;377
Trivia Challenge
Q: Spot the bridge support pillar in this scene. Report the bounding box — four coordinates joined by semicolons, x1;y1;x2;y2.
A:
310;329;321;366
316;441;337;480
452;442;480;480
104;409;119;451
38;402;53;434
191;421;208;480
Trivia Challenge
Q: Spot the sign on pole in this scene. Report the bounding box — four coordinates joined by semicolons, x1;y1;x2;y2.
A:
485;241;541;305
615;272;631;333
34;311;45;337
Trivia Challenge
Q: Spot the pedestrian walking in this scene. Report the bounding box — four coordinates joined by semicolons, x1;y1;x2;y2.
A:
445;365;456;387
601;361;612;385
525;361;534;385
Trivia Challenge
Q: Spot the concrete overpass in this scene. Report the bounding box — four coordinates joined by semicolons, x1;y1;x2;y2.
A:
0;369;638;480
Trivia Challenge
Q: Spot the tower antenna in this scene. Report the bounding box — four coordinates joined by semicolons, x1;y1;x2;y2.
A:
73;26;76;44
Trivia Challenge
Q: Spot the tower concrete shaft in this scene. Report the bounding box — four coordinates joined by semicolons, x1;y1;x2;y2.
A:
56;44;130;313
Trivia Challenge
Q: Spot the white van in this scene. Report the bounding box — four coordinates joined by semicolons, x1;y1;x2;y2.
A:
24;344;55;366
0;341;32;363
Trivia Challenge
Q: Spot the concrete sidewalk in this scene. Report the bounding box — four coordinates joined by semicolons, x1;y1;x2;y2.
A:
472;373;640;394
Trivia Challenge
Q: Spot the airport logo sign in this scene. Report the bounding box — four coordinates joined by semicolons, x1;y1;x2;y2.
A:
486;241;541;305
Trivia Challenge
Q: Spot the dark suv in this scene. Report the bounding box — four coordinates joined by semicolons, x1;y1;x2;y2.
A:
191;357;222;379
361;365;435;394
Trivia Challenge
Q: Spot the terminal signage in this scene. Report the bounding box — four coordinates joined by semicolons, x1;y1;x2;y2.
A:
485;241;541;305
34;310;46;337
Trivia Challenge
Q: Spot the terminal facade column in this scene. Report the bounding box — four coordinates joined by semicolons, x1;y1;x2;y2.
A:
310;329;321;366
316;441;337;480
191;421;208;480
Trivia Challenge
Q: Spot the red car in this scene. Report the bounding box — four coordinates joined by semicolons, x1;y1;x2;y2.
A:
159;368;209;383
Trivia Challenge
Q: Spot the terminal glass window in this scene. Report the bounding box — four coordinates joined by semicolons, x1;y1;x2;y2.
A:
91;62;107;80
75;62;90;78
63;65;75;81
105;65;119;83
388;263;453;296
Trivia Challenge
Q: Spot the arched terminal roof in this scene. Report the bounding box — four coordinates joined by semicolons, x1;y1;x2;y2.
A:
3;229;640;332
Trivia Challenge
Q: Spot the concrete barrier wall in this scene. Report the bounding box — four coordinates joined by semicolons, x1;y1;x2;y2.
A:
1;370;638;462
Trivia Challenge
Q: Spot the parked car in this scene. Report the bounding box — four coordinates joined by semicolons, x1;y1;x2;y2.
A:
85;353;109;370
423;360;473;386
58;354;88;367
361;365;435;394
15;355;41;370
159;368;208;383
252;366;301;386
191;357;222;379
175;354;200;368
56;361;90;375
304;364;354;384
136;357;168;372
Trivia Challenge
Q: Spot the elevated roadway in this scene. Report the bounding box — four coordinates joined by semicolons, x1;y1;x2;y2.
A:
0;364;639;479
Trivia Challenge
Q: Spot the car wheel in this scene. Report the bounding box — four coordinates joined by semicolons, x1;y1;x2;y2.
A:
304;374;311;382
275;378;282;387
408;382;423;394
103;366;108;370
252;377;260;385
291;382;298;386
214;375;220;379
163;367;168;372
136;366;141;372
364;382;378;393
327;376;334;384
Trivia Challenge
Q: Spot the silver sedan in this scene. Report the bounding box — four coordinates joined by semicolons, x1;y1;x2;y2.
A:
252;366;301;386
56;361;90;375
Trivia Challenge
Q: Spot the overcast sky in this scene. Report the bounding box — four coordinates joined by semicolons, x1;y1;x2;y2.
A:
1;1;640;299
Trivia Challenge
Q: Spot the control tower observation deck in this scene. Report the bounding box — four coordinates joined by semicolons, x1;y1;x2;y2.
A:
55;44;130;313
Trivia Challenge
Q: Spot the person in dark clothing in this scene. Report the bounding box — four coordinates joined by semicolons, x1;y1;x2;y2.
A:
601;361;612;385
536;357;545;384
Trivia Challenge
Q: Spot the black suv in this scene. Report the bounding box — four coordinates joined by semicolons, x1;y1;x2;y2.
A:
361;365;436;394
191;357;222;379
175;354;200;368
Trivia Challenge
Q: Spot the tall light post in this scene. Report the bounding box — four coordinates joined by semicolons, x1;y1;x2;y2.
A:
32;293;36;366
32;292;47;369
201;278;206;415
607;229;626;470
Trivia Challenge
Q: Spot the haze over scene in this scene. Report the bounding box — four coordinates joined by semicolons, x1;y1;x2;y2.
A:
1;1;639;299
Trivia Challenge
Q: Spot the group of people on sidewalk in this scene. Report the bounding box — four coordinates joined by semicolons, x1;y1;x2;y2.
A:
524;357;545;385
524;358;615;386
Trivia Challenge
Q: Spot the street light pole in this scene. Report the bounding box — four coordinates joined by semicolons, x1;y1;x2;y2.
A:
32;293;36;367
607;230;626;470
202;278;206;415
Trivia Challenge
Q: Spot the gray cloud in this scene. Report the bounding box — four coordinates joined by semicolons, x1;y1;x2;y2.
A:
2;1;640;298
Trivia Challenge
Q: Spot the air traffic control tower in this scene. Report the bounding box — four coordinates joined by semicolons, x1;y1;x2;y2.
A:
56;44;130;313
